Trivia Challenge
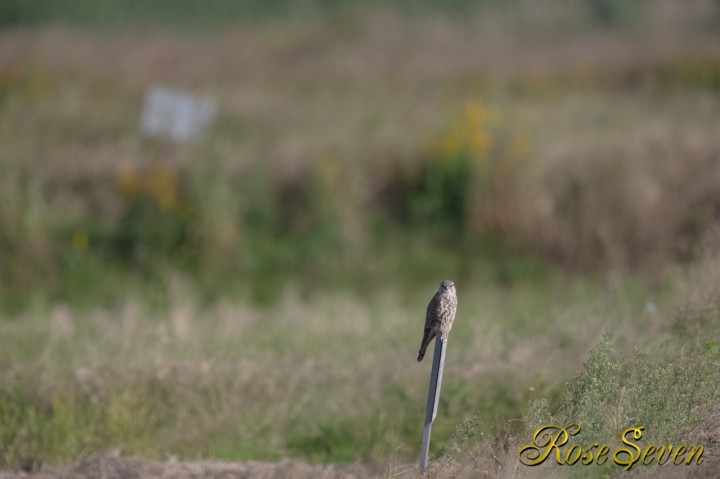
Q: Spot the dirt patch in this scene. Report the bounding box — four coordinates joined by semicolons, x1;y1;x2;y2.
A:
0;454;393;479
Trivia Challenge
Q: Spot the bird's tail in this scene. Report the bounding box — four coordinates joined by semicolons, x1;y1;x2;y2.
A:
417;328;434;362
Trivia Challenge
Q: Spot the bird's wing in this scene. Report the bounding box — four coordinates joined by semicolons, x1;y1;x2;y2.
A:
425;292;442;327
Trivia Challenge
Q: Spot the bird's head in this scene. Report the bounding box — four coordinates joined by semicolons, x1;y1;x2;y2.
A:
439;279;456;295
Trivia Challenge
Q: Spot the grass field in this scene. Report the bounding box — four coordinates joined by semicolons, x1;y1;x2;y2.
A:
1;1;720;477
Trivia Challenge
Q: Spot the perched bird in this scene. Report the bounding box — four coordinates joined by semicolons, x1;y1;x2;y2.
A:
417;280;457;362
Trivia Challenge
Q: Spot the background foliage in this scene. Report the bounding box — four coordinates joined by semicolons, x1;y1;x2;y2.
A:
1;1;720;477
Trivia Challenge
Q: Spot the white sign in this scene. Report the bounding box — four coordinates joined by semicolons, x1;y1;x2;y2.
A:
140;87;217;142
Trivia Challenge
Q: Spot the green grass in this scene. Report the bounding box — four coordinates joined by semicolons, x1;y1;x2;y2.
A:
423;286;720;477
0;386;162;469
1;5;720;477
0;266;687;471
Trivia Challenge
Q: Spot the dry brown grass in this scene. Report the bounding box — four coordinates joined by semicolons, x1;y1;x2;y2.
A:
1;255;714;475
2;3;720;478
0;450;384;479
2;6;720;284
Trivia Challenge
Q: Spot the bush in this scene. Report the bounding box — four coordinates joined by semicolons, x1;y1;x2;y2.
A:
556;317;719;449
114;164;191;264
378;100;531;240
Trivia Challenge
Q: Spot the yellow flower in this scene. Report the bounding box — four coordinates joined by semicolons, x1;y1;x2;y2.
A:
434;100;496;159
72;230;89;252
464;101;486;128
149;166;179;211
469;128;491;155
117;165;139;199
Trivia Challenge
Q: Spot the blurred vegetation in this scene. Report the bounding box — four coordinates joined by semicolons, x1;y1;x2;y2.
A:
3;70;720;310
0;1;720;311
2;0;717;30
380;101;529;236
0;0;504;28
1;1;720;476
0;75;545;309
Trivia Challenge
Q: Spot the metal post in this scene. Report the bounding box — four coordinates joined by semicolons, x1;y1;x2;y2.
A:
419;332;447;477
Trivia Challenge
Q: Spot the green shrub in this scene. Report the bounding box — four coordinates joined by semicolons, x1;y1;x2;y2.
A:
378;100;531;241
557;322;719;446
114;164;191;263
561;330;622;443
